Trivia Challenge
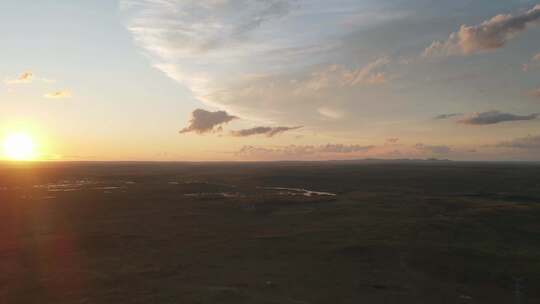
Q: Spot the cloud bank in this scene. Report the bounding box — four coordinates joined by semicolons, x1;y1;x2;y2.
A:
234;142;462;160
180;109;238;134
459;111;539;125
236;144;375;158
424;5;540;57
495;135;540;150
414;143;452;154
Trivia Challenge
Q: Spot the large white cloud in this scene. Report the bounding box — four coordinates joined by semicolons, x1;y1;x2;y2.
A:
122;0;399;125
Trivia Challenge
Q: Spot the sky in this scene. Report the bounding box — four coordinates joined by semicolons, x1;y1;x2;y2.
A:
1;0;540;161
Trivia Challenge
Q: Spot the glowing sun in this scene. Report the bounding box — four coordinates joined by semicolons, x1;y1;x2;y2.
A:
3;133;37;161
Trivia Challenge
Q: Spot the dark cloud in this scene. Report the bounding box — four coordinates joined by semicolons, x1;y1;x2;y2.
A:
231;126;302;137
424;5;540;56
459;111;539;125
495;135;540;150
415;143;452;154
180;109;238;134
435;113;462;120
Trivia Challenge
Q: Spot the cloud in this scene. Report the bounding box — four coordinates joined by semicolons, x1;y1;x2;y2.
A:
534;53;540;61
317;107;344;120
434;113;463;120
180;109;238;134
5;72;56;85
386;138;399;144
6;71;33;84
44;90;72;99
495;135;540;150
459;111;539;125
424;5;540;57
231;126;302;137
414;143;452;154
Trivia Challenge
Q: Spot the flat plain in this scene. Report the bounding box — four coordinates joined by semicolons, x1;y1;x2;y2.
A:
1;161;540;303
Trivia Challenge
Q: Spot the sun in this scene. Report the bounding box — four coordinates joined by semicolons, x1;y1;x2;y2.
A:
3;133;37;161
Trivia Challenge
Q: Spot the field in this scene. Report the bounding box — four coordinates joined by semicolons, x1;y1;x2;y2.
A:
1;161;540;303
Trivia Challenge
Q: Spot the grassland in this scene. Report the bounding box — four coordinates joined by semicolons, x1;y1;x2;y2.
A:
1;161;539;303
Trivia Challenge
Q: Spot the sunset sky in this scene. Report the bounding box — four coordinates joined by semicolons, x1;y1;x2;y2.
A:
2;0;540;161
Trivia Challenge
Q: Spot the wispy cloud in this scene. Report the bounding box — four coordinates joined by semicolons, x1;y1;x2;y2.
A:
297;58;391;93
44;90;72;99
125;0;296;57
459;111;539;125
317;107;344;120
386;138;399;144
424;5;540;57
344;57;390;86
231;126;302;137
6;71;33;84
180;109;238;134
